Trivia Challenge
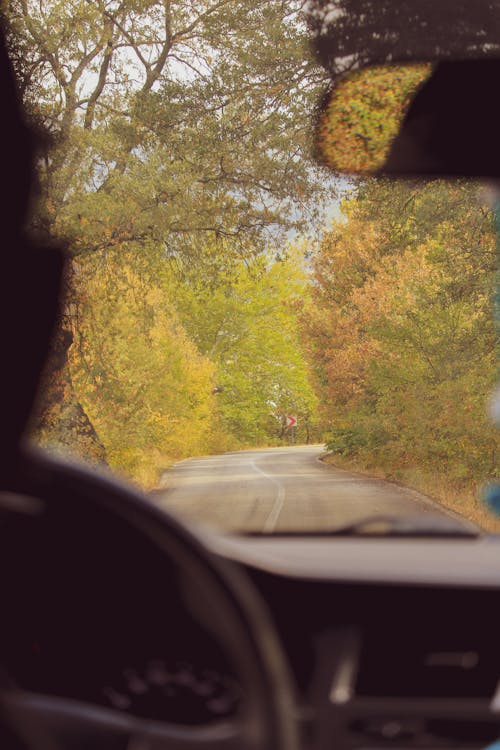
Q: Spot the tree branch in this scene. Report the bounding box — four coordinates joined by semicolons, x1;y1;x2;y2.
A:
143;0;172;91
84;17;115;130
171;0;234;42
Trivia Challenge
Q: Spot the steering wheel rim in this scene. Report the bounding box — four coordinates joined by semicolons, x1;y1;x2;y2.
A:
0;446;299;750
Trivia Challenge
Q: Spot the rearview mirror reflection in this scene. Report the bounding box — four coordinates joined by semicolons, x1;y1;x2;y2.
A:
315;64;432;174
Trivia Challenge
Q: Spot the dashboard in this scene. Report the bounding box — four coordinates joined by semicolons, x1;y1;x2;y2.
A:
213;534;500;750
2;478;500;750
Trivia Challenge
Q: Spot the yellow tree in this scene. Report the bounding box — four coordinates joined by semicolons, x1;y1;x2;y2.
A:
69;250;217;486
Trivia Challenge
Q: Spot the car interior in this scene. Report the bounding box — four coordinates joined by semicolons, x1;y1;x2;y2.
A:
2;2;500;750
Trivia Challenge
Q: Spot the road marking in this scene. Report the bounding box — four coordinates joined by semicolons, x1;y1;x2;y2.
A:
251;461;286;531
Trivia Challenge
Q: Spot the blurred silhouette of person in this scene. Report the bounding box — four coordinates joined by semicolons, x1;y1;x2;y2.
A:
0;25;64;475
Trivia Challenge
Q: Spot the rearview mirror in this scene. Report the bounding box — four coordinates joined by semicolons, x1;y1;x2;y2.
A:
315;59;500;178
315;64;432;174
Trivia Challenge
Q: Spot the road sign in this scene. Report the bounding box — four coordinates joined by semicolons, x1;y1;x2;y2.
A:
286;415;298;428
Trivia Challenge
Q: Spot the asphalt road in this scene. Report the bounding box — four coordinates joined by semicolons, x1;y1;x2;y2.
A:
154;445;455;533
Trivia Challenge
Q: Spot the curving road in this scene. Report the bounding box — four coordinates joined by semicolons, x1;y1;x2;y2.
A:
153;445;455;533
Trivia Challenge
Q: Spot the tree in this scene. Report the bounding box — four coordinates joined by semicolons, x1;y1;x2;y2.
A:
302;177;500;481
68;249;218;485
169;245;320;446
6;0;330;254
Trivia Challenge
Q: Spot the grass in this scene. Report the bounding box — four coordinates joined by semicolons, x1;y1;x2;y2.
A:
322;453;500;532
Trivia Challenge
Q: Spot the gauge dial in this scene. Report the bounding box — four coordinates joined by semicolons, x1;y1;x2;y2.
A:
101;658;241;724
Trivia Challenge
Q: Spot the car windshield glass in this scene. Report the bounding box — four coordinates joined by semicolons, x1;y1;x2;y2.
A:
308;0;500;76
8;0;500;534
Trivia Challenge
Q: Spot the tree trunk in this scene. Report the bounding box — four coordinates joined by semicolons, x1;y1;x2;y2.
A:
30;274;107;464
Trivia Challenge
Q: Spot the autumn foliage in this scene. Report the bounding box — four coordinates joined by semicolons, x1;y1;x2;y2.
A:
302;179;500;496
11;0;500;518
6;0;328;486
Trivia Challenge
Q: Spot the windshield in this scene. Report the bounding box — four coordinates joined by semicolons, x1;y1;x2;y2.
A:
8;0;500;534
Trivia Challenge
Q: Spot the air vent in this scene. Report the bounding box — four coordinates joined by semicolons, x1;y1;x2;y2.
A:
355;629;499;700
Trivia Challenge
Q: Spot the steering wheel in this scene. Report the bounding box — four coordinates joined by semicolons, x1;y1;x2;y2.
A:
0;447;299;750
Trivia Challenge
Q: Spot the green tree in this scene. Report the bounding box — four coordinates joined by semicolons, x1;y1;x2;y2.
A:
170;245;320;446
6;0;330;254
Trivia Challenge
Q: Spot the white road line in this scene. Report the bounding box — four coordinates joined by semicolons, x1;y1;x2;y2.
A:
251;461;286;531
